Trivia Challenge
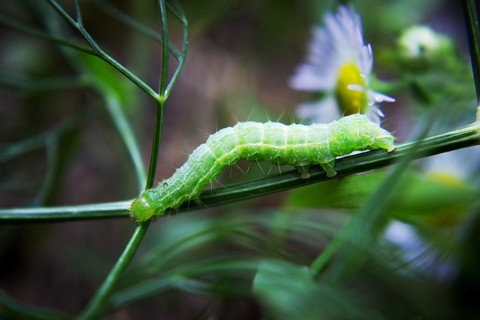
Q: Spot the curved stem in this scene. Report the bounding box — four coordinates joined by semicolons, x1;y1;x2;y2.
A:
164;0;189;100
45;0;160;101
76;222;150;320
94;0;181;59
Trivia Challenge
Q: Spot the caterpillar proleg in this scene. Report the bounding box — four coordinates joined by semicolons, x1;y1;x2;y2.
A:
131;114;396;222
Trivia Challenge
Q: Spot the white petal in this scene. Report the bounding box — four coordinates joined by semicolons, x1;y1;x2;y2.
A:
372;91;396;103
295;96;341;123
347;84;365;92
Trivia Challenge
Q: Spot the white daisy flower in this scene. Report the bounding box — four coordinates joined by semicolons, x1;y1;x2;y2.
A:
290;5;394;123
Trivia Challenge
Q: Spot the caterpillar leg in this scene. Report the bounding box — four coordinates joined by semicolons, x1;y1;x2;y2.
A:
193;197;206;209
295;165;311;179
375;138;396;153
320;161;337;177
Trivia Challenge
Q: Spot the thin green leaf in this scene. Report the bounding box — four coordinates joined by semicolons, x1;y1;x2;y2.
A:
253;260;378;320
0;290;71;320
76;53;147;192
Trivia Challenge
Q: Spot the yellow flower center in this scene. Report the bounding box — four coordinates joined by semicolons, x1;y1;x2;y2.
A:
335;62;367;115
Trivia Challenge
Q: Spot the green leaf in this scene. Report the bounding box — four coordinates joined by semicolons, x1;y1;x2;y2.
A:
285;170;478;224
253;260;378;320
77;53;136;107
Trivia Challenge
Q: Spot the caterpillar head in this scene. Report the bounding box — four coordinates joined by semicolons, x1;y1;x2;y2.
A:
361;117;396;152
336;114;396;153
130;196;155;222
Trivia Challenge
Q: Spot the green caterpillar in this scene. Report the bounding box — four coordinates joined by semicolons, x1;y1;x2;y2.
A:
131;114;396;222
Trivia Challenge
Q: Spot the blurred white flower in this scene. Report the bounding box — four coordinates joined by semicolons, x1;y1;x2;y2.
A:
384;220;458;283
398;25;452;60
290;5;394;123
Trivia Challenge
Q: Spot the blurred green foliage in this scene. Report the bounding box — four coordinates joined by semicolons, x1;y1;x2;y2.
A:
1;0;480;319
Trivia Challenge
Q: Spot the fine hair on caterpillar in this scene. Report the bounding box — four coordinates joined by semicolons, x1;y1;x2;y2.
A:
130;114;396;222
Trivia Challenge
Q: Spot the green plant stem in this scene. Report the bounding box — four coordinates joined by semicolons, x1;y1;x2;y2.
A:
94;0;181;59
145;101;165;189
77;222;150;320
158;0;169;99
164;1;188;100
463;0;480;102
0;201;130;221
45;0;160;102
145;0;169;189
71;2;171;318
0;13;94;55
2;119;479;222
103;96;147;193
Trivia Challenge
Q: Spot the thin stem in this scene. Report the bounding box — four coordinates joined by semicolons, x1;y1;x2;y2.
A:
310;114;436;279
0;201;131;221
158;0;169;98
463;0;480;102
164;0;189;99
73;0;83;24
145;100;165;189
45;0;160;101
145;0;170;189
72;3;172;319
94;0;181;59
45;0;77;26
77;222;150;320
79;27;160;101
165;1;185;23
103;96;147;193
0;14;94;55
2;119;480;222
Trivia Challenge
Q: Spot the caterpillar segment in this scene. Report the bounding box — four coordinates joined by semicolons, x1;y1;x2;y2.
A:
130;114;396;222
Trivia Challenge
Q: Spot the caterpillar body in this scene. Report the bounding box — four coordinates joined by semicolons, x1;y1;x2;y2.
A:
131;114;396;222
